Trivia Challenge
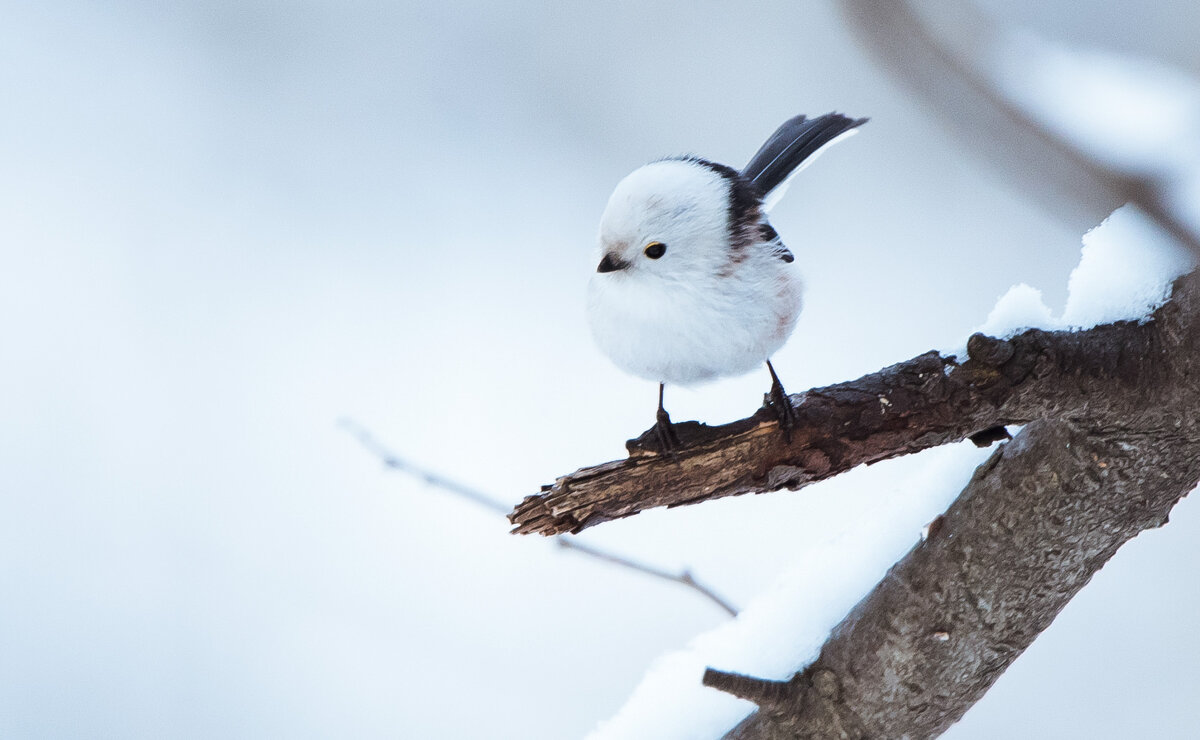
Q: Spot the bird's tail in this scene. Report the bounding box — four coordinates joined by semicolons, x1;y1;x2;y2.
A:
741;113;868;200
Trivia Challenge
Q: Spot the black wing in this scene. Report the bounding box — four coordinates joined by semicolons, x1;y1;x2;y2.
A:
741;113;868;195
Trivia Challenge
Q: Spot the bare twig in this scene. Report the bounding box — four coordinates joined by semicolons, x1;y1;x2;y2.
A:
340;418;510;515
339;419;738;617
554;537;738;617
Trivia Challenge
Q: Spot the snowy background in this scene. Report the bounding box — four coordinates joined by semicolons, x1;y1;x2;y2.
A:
1;1;1198;738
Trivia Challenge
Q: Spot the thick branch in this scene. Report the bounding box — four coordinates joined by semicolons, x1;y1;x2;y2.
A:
721;418;1200;739
511;314;1170;536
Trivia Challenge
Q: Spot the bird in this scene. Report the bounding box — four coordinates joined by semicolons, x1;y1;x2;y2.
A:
587;112;867;452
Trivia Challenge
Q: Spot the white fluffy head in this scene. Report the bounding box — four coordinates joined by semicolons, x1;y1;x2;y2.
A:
595;160;734;282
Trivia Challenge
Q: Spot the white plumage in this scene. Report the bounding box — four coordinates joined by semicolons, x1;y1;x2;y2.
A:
585;113;866;446
587;160;803;386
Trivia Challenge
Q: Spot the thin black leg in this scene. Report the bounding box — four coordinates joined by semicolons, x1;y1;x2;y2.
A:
654;382;680;453
765;360;796;442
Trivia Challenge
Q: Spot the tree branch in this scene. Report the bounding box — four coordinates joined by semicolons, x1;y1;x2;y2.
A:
340;418;512;516
510;310;1172;536
553;538;738;617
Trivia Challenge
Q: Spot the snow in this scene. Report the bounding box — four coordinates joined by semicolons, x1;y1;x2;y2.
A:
1062;208;1196;326
974;205;1195;339
974;283;1057;339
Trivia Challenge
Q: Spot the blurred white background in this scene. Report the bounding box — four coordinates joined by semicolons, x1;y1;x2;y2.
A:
1;1;1197;737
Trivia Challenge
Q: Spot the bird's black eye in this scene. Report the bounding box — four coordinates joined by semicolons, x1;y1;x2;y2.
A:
643;241;666;259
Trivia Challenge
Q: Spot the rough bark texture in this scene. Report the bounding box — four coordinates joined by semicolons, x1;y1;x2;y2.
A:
510;298;1183;536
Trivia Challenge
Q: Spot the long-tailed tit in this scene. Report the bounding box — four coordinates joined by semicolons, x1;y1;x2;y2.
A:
587;113;867;451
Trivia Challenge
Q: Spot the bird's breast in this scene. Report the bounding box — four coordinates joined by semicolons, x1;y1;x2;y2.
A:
587;262;803;386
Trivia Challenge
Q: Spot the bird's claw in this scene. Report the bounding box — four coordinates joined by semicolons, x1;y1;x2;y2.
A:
765;363;796;443
655;406;681;455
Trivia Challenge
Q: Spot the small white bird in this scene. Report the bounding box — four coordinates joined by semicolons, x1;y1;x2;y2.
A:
587;113;867;450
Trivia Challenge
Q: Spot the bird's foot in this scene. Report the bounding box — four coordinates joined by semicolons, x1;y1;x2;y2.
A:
764;363;796;443
626;416;707;457
654;406;681;455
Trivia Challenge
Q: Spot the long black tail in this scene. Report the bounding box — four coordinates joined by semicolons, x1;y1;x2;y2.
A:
741;113;868;195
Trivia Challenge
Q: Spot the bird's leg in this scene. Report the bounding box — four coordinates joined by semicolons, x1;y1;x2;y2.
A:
765;360;796;442
654;382;680;453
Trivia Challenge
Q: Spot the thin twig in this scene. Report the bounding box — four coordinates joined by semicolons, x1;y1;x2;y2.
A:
555;537;738;617
339;418;738;617
339;418;510;514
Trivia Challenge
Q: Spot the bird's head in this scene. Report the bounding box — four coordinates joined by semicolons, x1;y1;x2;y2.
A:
593;159;750;284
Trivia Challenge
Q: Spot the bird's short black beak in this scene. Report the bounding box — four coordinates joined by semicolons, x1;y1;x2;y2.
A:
596;253;629;273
